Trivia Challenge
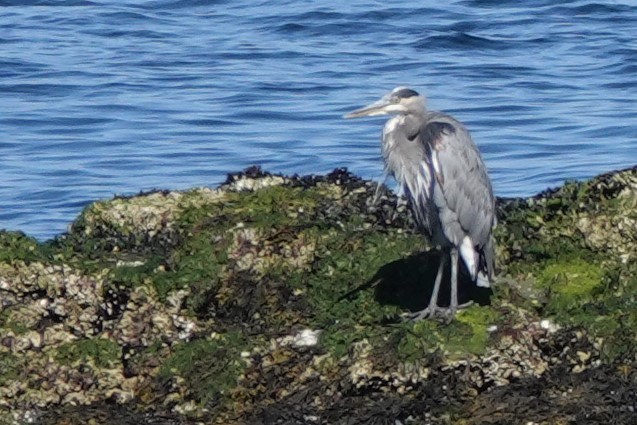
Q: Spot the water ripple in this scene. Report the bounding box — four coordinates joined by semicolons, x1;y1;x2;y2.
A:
1;0;636;240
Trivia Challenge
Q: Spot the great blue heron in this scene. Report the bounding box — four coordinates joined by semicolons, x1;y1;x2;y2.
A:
344;87;496;320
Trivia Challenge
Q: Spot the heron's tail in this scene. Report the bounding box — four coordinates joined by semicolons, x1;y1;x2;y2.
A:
476;271;491;288
459;235;495;288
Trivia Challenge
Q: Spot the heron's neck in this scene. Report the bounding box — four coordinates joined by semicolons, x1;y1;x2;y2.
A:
412;102;427;116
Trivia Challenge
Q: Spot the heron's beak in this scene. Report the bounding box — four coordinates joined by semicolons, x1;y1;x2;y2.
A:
343;97;391;119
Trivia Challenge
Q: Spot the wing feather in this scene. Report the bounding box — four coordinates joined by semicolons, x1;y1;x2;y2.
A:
417;114;496;280
422;116;494;247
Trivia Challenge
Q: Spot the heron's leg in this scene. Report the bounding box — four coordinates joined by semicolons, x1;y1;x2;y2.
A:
371;172;389;206
407;253;447;321
448;247;459;317
428;254;446;311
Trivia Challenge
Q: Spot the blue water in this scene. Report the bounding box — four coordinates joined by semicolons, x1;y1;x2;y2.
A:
1;1;636;240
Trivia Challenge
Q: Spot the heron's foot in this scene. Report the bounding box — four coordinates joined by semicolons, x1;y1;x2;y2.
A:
404;301;474;323
404;306;447;322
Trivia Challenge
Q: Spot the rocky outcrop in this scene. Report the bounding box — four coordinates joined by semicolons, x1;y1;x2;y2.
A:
0;165;636;424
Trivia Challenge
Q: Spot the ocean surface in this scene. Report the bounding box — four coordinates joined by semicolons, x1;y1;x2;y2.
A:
1;0;636;241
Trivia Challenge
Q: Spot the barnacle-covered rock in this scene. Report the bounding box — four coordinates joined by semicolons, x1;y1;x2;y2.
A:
0;165;636;424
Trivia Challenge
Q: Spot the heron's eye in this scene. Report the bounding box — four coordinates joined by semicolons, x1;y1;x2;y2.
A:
390;96;400;103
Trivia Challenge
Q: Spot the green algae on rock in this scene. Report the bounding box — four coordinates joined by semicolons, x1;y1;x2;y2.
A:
0;165;636;424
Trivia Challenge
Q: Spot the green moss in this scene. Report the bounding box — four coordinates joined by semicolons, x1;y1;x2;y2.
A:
0;231;50;263
310;228;426;358
386;306;499;361
160;333;247;407
395;320;444;362
55;338;121;368
102;229;228;306
569;262;637;360
171;190;232;233
0;309;30;335
0;412;16;425
0;352;19;386
357;304;499;363
176;185;322;233
154;230;229;305
444;306;499;355
537;258;603;311
108;259;157;287
231;185;319;227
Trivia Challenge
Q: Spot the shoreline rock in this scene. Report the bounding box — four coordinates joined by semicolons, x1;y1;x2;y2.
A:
0;165;636;424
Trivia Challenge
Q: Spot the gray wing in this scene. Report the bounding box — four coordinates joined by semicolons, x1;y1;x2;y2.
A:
420;116;495;250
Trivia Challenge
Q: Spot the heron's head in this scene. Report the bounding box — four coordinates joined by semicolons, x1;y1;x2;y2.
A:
343;87;425;119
